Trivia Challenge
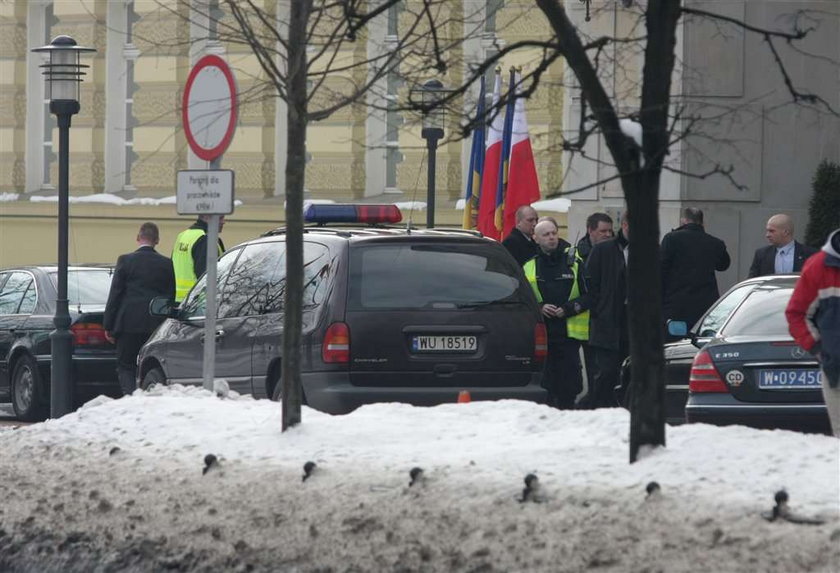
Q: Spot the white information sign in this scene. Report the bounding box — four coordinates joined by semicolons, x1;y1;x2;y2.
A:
176;169;235;215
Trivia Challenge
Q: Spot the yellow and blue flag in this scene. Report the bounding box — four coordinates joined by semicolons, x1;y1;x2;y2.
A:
463;76;486;230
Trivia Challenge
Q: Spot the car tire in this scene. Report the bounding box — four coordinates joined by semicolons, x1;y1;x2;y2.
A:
270;371;307;405
270;369;282;401
140;366;167;391
11;354;47;422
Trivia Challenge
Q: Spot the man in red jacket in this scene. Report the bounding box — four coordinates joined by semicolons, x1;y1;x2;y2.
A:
785;228;840;437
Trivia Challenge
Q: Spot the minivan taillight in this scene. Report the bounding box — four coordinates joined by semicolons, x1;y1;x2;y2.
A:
323;322;350;363
534;323;547;363
689;350;728;393
71;322;109;347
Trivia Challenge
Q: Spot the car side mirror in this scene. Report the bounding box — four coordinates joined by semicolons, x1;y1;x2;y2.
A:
149;296;178;318
666;320;688;338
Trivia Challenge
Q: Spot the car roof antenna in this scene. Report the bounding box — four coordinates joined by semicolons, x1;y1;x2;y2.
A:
406;147;429;235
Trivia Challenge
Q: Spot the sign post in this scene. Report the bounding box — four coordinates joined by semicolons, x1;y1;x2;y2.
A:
179;54;237;392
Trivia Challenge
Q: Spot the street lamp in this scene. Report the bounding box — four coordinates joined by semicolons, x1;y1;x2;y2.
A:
413;79;448;228
32;35;96;418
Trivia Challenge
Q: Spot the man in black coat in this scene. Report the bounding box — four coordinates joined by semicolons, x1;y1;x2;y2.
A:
502;205;539;266
661;207;730;331
104;222;176;395
576;212;614;262
575;211;614;405
584;215;630;408
748;213;817;278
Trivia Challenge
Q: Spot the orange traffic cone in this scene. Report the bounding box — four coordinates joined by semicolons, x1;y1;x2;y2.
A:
457;390;471;403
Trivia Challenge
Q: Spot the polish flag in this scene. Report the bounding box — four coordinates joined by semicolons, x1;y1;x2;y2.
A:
503;73;541;237
477;72;504;240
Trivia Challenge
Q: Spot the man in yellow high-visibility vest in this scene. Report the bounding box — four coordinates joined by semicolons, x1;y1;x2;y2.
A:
523;219;591;409
172;215;225;302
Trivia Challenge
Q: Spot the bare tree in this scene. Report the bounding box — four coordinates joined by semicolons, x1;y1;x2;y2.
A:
526;0;838;461
194;0;469;430
177;0;836;452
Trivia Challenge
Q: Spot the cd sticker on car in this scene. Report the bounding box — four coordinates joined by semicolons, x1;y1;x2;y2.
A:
726;370;745;387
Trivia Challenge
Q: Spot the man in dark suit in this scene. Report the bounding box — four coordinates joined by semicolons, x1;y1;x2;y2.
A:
583;214;630;408
748;214;818;278
661;207;731;332
502;205;539;266
104;222;176;395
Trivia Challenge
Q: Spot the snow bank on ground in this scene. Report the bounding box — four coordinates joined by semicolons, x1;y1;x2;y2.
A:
0;386;837;572
24;194;242;207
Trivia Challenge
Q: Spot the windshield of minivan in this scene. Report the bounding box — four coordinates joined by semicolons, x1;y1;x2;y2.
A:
348;243;527;310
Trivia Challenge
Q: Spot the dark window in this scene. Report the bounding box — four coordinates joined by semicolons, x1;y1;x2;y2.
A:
0;272;33;315
217;240;332;319
219;242;285;319
719;286;794;337
181;248;241;320
19;281;37;314
50;270;113;306
695;283;755;337
348;243;525;310
301;242;334;310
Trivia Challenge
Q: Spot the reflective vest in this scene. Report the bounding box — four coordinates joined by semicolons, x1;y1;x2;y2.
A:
523;249;590;341
171;228;221;302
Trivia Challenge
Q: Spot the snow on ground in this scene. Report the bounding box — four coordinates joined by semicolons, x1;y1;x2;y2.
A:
24;194;243;208
0;385;838;572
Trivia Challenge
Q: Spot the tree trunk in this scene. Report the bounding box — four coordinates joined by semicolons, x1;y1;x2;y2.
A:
626;0;682;462
625;171;666;462
281;0;313;431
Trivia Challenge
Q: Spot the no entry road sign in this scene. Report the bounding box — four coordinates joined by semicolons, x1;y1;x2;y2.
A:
182;54;238;161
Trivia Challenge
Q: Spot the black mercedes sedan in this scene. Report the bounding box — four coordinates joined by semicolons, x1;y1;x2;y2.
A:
0;266;118;421
682;275;829;433
619;274;785;424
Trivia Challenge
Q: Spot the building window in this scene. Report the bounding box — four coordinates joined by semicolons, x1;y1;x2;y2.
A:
485;0;503;33
40;2;56;188
105;0;140;192
123;1;139;188
384;2;403;191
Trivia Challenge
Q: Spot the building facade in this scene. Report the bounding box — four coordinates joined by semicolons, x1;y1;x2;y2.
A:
563;0;840;288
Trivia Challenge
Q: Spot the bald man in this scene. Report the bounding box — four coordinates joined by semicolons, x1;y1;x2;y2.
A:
748;214;818;278
502;205;539;266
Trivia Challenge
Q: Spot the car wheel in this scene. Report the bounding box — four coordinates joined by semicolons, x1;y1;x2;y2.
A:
270;369;282;401
11;355;47;422
141;366;167;391
270;371;307;404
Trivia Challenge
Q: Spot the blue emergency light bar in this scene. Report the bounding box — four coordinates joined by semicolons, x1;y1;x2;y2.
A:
303;204;403;225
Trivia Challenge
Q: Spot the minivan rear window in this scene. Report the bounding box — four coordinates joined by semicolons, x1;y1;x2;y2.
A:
348;243;527;310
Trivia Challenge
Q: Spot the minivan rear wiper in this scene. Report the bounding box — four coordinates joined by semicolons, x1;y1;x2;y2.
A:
455;300;523;309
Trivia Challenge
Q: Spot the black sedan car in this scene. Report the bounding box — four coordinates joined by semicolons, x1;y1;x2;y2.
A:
620;275;780;424
0;266;118;421
683;275;829;433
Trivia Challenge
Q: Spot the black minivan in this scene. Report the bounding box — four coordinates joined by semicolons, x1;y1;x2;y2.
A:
137;205;547;413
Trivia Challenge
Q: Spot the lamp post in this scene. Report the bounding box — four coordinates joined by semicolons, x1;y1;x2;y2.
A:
415;79;447;228
32;35;96;418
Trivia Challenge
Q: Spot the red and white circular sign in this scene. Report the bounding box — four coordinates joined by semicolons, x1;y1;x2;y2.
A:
182;54;238;161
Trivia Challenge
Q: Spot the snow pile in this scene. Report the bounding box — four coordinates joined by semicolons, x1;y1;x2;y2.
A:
0;385;837;572
26;193;242;207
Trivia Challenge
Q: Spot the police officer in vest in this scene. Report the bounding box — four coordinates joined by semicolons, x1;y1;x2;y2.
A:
172;214;226;302
523;219;591;409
